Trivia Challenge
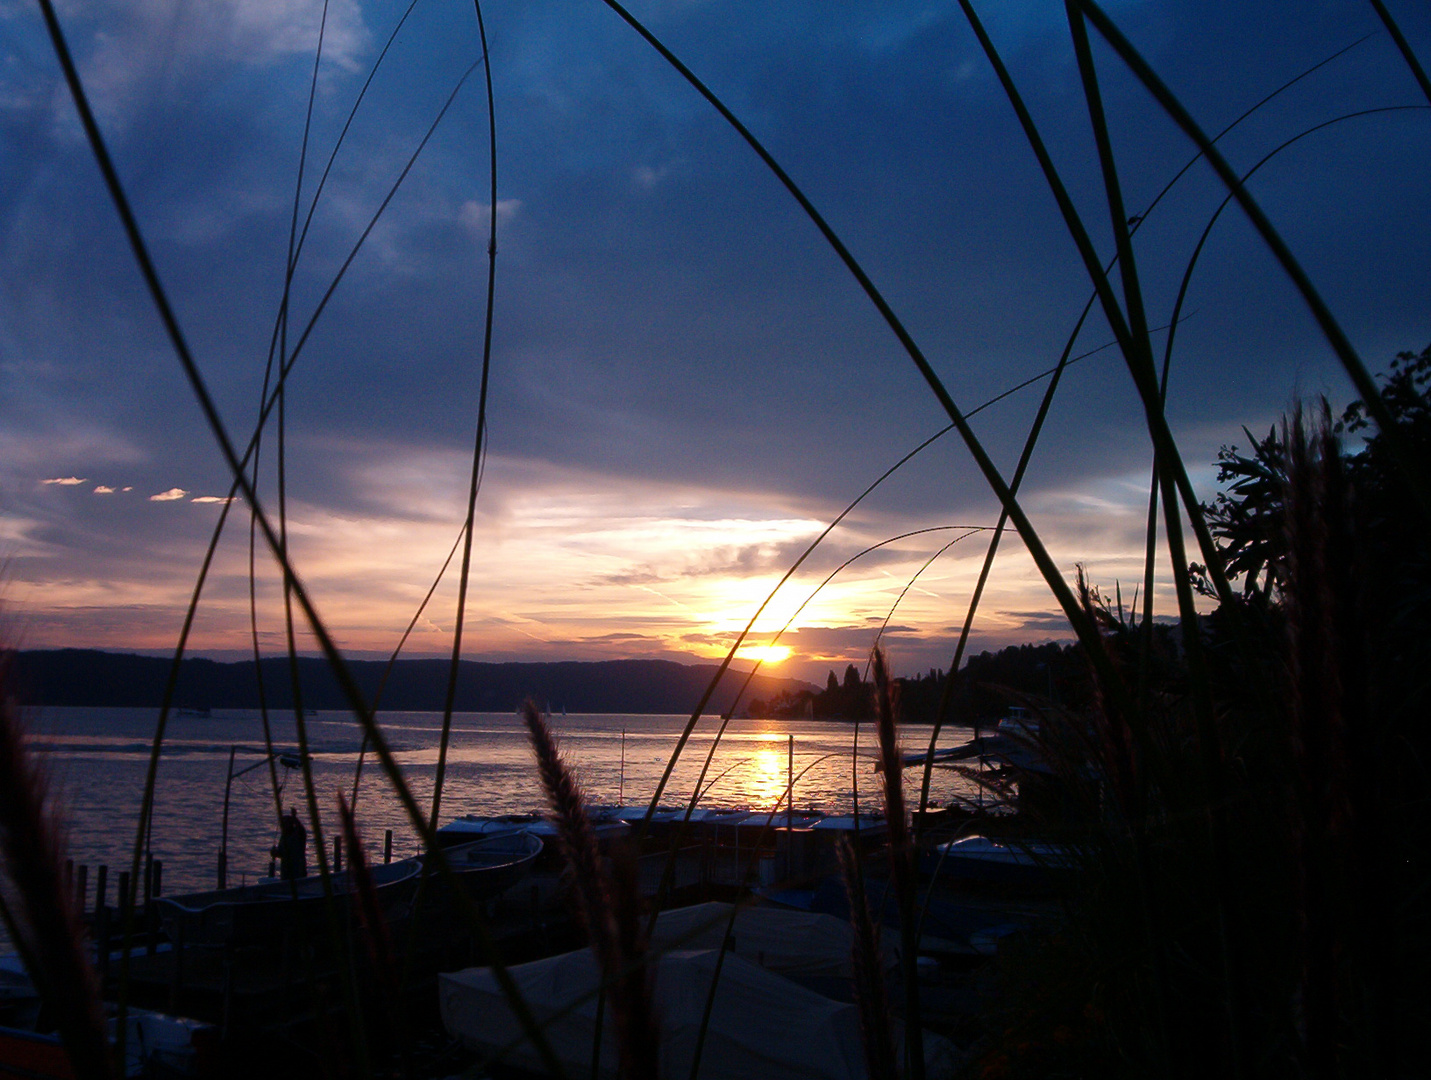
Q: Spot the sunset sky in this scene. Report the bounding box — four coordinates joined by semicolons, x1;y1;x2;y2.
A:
3;1;1428;684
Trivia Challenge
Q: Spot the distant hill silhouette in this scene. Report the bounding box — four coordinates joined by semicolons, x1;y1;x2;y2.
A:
11;649;818;716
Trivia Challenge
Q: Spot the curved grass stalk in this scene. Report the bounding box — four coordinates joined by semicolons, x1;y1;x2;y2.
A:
1072;0;1431;520
960;0;1246;632
714;322;1175;736
351;522;468;808
917;29;1377;820
37;9;564;1071
641;527;991;935
678;526;991;834
1368;0;1431;104
1139;103;1428;672
912;305;1090;820
658;312;1170;840
1064;0;1219;763
430;0;501;834
119;47;492;863
123;44;494;890
681;322;1172;839
600;0;1130;820
123;0;334;989
863;531;985;680
246;0;424;796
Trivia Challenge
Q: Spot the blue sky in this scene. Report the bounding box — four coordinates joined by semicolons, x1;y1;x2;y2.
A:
2;0;1428;682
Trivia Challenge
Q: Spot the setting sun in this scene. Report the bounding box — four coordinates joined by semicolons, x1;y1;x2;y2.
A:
736;644;793;665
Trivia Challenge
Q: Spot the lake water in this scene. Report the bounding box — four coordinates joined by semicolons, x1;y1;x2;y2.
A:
19;707;978;899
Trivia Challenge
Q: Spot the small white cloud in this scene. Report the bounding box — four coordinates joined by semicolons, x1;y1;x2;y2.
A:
458;199;522;233
122;487;134;492
191;495;234;505
94;485;117;495
149;488;189;502
42;476;86;486
633;164;668;189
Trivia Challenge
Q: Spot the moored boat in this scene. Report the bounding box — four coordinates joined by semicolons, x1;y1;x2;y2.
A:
0;958;216;1078
927;834;1072;885
428;831;543;901
156;858;422;947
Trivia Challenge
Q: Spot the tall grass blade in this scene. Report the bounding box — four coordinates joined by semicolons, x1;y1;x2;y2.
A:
920;33;1380;816
0;649;114;1080
1072;0;1431;520
837;837;897;1080
1368;0;1431;104
960;0;1249;627
36;12;564;1064
872;650;923;1080
353;523;467;808
431;0;501;834
522;701;655;1080
601;0;1128;752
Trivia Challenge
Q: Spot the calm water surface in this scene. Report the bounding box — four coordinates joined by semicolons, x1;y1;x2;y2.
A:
21;707;977;897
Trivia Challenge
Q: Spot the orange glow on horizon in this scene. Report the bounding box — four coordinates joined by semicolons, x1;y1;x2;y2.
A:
736;644;792;665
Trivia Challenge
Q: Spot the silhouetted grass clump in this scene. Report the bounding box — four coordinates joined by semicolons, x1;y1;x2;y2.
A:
0;647;113;1079
974;386;1430;1079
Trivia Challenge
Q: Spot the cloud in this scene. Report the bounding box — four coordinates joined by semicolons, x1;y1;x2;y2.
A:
148;488;189;502
190;495;234;504
632;164;670;189
458;199;522;233
78;0;372;119
41;477;86;485
93;485;116;494
1000;610;1075;635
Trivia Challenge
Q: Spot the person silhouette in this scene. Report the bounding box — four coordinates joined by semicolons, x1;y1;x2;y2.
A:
270;806;308;880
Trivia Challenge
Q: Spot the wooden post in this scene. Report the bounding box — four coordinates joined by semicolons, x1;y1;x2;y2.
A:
221;942;234;1041
74;864;87;916
94;864;110;980
333;836;342;873
168;923;184;1014
219;745;237;890
117;870;131;944
384;829;393;865
95;903;110;982
787;735;794;879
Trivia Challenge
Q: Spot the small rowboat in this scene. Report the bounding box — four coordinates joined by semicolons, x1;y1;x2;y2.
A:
432;831;544;901
156;858;422;947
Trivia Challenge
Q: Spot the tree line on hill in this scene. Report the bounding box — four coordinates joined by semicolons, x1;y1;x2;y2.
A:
10;650;816;716
745;639;1094;724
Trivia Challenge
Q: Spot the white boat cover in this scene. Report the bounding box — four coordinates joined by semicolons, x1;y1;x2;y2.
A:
439;946;957;1080
647;901;896;980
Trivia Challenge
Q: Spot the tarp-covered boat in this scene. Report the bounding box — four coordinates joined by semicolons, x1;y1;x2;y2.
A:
439;943;958;1080
647;901;896;983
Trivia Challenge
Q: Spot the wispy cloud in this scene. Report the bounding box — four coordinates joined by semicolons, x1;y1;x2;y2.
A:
41;477;85;486
458;199;522;233
93;485;115;495
148;488;189;502
190;496;234;505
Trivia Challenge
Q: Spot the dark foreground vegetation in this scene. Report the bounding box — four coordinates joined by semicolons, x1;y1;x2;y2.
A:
967;348;1431;1079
